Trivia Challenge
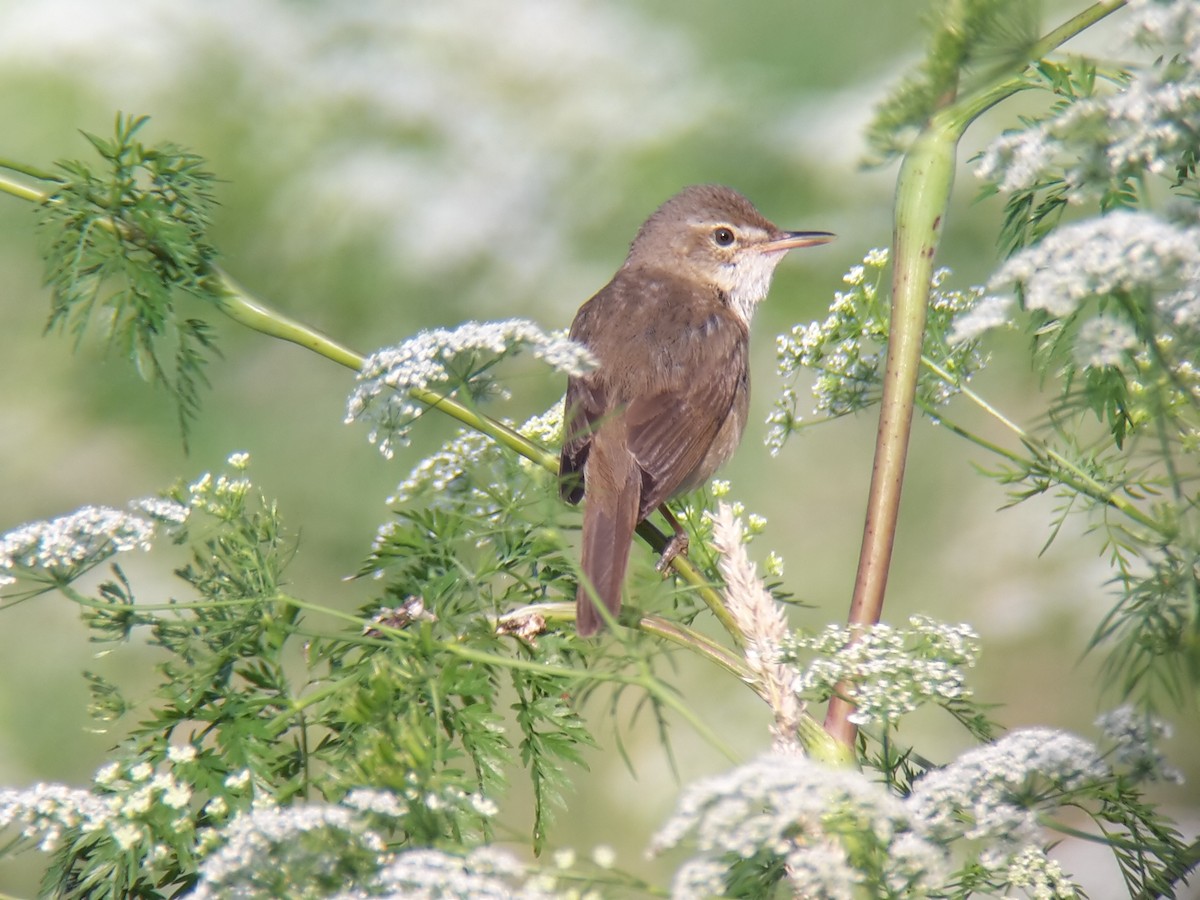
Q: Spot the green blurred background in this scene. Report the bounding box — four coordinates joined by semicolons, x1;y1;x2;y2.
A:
0;1;1194;896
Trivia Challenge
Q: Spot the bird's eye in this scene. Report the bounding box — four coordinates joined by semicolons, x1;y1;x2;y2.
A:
712;226;735;247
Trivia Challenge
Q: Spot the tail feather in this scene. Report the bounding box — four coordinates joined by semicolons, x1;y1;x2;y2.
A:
576;431;640;636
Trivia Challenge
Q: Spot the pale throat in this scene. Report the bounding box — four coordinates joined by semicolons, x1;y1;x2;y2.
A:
713;250;788;326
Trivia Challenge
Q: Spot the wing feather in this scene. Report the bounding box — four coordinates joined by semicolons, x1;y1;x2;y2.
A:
558;267;748;518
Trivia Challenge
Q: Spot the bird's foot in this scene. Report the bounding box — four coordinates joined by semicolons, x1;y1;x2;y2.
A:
656;531;690;574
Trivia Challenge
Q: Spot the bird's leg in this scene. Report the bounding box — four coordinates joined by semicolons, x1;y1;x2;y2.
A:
655;504;689;574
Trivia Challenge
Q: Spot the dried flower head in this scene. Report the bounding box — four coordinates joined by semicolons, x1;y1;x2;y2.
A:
710;502;804;753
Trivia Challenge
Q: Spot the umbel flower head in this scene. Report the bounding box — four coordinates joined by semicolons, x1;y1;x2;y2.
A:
976;0;1200;200
654;729;1111;898
0;499;188;590
346;318;594;459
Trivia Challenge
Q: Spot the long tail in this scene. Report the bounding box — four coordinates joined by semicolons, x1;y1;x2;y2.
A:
576;430;640;636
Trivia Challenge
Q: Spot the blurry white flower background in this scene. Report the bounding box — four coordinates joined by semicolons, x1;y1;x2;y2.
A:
0;0;739;306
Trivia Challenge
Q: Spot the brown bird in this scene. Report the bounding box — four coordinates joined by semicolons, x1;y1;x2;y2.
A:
560;184;833;635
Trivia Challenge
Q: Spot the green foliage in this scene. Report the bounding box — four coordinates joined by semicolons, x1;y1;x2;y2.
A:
866;0;1040;163
0;436;721;897
4;2;1200;896
37;113;219;448
983;58;1114;256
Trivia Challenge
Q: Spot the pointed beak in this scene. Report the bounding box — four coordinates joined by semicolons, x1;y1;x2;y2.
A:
760;230;836;252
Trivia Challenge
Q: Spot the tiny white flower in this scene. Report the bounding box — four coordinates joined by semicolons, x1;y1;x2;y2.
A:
168;744;197;765
110;822;143;850
129;762;153;782
123;787;153;816
163;781;192;810
94;762;121;786
764;551;785;578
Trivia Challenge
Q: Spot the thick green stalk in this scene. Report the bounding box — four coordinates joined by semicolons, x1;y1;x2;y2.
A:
825;126;956;748
823;0;1128;751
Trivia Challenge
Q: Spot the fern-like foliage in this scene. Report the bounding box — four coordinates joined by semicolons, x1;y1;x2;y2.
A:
865;0;1041;163
37;113;219;448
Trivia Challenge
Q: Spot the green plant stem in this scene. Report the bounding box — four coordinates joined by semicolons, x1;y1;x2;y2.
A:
0;158;60;180
208;266;559;469
922;357;1166;535
637;614;751;681
0;171;49;203
826;124;956;750
271;595;740;761
635;519;742;642
825;0;1128;752
1030;1;1127;63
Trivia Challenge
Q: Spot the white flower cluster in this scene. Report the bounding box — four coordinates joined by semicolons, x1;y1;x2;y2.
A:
977;0;1200;197
389;429;492;507
984;211;1200;371
380;847;554;900
710;502;805;753
0;451;261;591
346;319;594;460
187;472;252;518
0;499;184;590
908;728;1108;865
1003;845;1081;900
767;249;994;454
657;729;1108;897
1075;314;1140;368
989;211;1200;318
2;749;528;897
651;753;948;899
389;400;563;507
180;451;255;520
769;249;890;448
785;616;979;727
191;798;383;898
948;295;1014;345
1131;0;1200;65
512;402;567;467
0;749;200;860
192;792;545;900
1096;705;1184;783
0;782;116;854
